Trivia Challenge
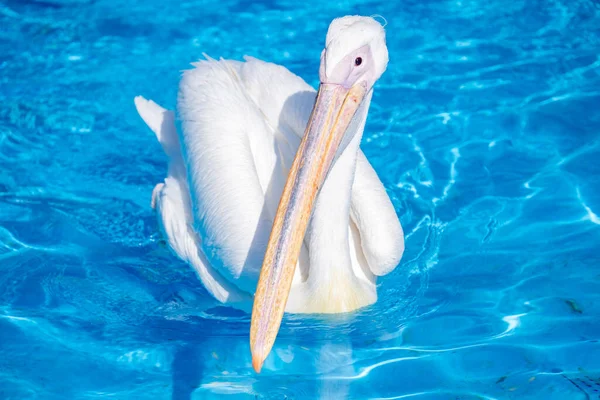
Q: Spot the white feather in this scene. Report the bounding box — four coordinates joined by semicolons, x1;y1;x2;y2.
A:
134;95;251;306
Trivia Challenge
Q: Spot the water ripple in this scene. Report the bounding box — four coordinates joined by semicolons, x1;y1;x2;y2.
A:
1;0;600;398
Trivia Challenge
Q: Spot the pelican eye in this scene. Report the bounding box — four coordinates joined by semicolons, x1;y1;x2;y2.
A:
354;57;362;66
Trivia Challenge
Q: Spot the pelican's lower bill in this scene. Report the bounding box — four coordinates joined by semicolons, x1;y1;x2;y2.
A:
250;83;369;372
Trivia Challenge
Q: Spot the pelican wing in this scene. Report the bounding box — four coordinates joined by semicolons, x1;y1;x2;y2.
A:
134;96;251;305
351;152;404;276
176;56;317;295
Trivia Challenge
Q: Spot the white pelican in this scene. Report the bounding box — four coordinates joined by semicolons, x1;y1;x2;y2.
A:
134;15;404;372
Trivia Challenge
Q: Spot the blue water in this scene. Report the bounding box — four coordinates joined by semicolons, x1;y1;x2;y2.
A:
2;0;600;398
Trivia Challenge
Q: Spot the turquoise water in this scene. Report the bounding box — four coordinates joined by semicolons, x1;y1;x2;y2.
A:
2;0;600;398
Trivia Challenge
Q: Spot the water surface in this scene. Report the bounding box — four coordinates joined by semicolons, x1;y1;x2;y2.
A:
1;0;600;398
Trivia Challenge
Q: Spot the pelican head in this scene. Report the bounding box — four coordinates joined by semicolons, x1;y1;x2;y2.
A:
250;15;389;372
320;16;389;92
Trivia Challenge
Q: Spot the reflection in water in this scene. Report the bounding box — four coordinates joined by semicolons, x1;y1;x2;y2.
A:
316;338;355;399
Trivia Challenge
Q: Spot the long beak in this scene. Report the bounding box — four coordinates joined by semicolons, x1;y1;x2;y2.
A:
249;82;368;373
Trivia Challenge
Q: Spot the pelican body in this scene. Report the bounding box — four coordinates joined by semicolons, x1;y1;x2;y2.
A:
135;15;404;372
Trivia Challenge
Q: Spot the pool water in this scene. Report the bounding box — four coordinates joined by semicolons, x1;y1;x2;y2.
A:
2;0;600;398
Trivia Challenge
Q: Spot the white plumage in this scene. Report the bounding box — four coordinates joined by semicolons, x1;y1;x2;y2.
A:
134;16;404;319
